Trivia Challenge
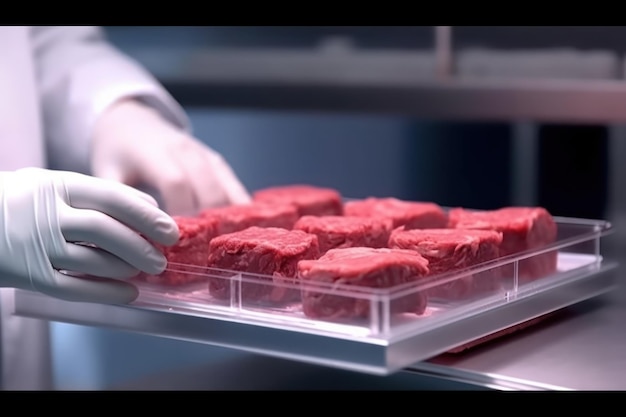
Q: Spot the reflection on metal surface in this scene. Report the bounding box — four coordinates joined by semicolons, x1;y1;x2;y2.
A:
405;362;572;391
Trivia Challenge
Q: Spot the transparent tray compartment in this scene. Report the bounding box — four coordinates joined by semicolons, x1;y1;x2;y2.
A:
132;216;611;343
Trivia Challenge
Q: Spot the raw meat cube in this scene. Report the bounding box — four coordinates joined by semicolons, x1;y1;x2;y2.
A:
344;197;448;229
206;226;320;302
141;215;219;286
448;207;558;281
297;247;430;320
200;202;300;235
388;228;503;300
253;185;343;216
293;215;393;254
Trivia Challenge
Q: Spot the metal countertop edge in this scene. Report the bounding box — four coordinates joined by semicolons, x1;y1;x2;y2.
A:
403;362;573;391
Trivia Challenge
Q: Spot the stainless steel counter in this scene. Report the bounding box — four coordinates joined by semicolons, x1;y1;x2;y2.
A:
413;274;626;390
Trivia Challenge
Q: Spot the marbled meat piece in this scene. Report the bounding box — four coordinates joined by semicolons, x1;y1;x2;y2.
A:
297;247;430;320
206;226;320;302
344;197;448;229
200;202;300;235
141;215;219;286
293;215;393;254
388;228;503;300
448;207;558;281
253;185;343;216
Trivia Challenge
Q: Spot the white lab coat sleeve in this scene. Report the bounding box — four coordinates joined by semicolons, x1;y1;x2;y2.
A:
29;25;191;174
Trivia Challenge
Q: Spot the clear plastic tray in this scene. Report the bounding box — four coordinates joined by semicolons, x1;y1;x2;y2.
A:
10;214;616;375
131;215;613;344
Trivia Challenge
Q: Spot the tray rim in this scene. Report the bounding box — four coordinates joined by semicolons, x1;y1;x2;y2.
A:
150;215;612;297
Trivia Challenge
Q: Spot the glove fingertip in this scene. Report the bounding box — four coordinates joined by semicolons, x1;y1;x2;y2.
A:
232;192;253;205
109;285;140;305
224;180;253;206
92;282;139;305
155;216;180;247
139;214;180;249
146;252;169;276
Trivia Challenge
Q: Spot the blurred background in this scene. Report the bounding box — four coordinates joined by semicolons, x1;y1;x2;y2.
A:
50;26;626;390
99;26;620;218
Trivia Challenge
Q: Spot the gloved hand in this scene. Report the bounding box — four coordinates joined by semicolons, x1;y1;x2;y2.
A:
0;167;180;304
91;98;251;216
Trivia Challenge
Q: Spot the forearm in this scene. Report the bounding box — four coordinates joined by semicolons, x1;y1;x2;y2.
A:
31;26;190;173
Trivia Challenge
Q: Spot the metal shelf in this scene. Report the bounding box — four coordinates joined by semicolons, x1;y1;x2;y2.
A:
136;26;626;124
163;77;626;124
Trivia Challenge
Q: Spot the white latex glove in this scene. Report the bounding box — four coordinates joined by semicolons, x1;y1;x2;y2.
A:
0;167;180;304
91;99;251;216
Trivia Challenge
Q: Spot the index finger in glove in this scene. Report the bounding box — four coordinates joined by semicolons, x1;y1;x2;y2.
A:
59;172;179;246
